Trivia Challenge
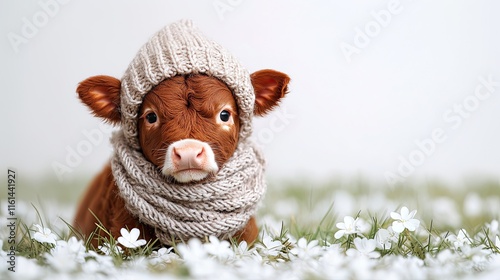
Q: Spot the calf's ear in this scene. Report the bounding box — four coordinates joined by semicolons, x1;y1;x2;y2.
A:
250;69;290;116
77;75;121;124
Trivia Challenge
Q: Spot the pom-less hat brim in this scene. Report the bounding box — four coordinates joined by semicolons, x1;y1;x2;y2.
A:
119;19;255;150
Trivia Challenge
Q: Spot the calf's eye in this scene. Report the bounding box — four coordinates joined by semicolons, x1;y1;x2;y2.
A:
146;112;157;124
220;110;230;122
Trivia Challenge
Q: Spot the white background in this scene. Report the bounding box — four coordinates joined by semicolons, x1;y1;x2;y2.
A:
1;0;499;186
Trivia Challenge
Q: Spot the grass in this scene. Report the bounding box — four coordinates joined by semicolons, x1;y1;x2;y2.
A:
1;174;499;278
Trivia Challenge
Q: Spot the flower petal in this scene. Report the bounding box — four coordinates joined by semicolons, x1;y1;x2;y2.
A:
365;239;375;252
129;228;140;241
392;221;405;233
33;232;44;242
375;229;389;243
344;216;354;224
308;240;319;249
406;219;420;231
353;237;362;249
120;228;129;239
400;207;409;218
390;212;401;220
368;251;381;259
297;238;307;248
34;224;43;232
334;230;345;239
117;237;129;247
239;241;248;251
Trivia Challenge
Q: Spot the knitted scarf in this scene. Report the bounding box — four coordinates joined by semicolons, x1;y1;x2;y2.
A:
110;131;266;245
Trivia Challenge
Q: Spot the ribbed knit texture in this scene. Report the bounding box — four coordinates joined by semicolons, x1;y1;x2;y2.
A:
111;131;266;245
120;19;254;150
110;20;267;245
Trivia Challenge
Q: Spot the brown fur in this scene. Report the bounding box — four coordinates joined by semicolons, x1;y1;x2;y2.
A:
251;70;290;116
74;70;290;248
138;75;240;169
76;75;121;124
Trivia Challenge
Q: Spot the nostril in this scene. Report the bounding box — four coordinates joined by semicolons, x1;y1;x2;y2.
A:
196;147;205;159
172;147;182;160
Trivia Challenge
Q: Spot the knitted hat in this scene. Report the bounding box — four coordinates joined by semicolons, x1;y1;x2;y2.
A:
119;19;255;150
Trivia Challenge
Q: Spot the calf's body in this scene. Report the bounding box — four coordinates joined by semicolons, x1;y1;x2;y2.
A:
75;163;258;247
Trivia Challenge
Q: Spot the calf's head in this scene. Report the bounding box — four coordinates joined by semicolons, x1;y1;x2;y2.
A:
77;70;290;183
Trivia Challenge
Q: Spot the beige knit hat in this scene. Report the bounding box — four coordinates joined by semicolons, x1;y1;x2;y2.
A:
119;19;255;150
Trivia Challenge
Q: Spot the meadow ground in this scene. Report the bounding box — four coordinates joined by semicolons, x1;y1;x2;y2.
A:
1;174;499;279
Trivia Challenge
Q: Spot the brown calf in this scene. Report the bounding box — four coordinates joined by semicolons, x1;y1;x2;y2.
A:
74;70;290;247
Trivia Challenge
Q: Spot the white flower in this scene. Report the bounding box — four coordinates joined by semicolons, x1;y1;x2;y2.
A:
390;207;420;233
149;247;179;266
334;216;360;239
117;228;146;249
32;224;57;245
85;250;116;273
459;244;489;259
54;237;86;263
177;238;218;278
125;256;149;270
375;226;399;250
346;237;380;259
448;229;472;248
375;229;391;249
256;234;283;257
45;242;83;272
156;247;174;256
177;238;207;261
259;215;284;237
290;237;321;260
204;236;234;261
356;218;371;234
495;236;500;248
98;242;124;255
233;241;255;260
